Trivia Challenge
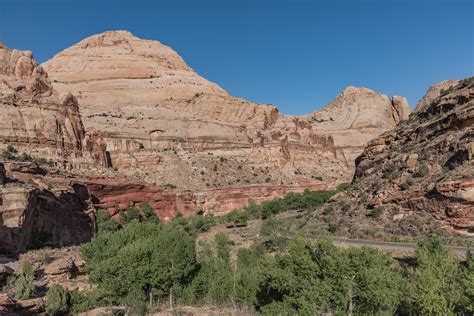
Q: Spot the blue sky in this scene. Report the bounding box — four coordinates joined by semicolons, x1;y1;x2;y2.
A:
1;0;472;115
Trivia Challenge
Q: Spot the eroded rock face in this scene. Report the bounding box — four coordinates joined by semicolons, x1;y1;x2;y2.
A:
83;178;331;221
0;44;86;160
306;87;411;163
349;78;474;236
415;79;459;113
0;32;417;253
43;31;409;190
0;165;94;254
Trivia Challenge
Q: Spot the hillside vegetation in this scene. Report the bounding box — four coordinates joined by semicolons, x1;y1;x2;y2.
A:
31;191;474;315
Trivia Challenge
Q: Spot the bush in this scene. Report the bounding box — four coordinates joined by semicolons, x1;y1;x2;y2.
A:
401;178;413;190
45;284;69;315
340;202;351;212
126;207;141;222
162;183;177;189
81;221;197;303
95;209;121;233
414;164;429;178
14;261;35;299
328;223;339;233
336;182;351;192
1;145;18;159
223;210;248;227
323;204;334;215
382;163;397;178
368;206;384;218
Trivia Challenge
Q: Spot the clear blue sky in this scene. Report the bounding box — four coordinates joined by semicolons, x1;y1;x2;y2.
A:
1;0;472;115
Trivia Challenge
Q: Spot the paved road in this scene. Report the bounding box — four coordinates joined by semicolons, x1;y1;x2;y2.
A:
333;238;473;256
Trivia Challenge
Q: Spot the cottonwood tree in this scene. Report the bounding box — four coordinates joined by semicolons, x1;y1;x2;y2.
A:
81;221;197;309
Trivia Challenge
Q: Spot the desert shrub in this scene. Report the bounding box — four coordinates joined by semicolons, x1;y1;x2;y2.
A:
340;201;351;212
172;215;216;236
460;76;474;87
45;284;69;315
162;183;177;189
126;207;141;222
328;223;339;233
14;260;35;299
336;182;351;192
139;202;160;223
222;210;248;227
323;204;335;215
260;218;285;237
95;209;121;233
20;152;33;161
69;289;107;313
382;163;397;178
368;206;384;219
401;178;413;190
414;164;429;178
1;145;17;159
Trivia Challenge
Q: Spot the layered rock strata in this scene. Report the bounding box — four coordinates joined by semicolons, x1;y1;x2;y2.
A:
348;78;473;236
43;31;410;189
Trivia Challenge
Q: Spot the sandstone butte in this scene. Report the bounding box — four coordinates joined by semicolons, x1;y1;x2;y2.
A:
1;31;412;253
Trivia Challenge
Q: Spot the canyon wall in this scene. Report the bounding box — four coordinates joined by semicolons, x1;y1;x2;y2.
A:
348;78;473;236
0;31;416;253
43;31;410;190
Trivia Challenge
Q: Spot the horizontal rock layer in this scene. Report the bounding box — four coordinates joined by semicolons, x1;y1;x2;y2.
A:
350;78;474;236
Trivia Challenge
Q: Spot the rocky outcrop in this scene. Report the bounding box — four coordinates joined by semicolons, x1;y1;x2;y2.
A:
0;164;94;254
415;79;459;113
0;43;86;160
83;178;331;221
43;31;409;190
306;87;411;164
348;77;474;236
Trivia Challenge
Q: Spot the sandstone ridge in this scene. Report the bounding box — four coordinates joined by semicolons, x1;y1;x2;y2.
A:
43;30;410;191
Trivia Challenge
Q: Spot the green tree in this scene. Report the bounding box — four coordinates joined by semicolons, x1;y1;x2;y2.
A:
81;221;197;308
184;233;234;306
258;237;322;314
462;251;474;312
258;238;405;315
235;244;266;306
14;260;35;299
95;209;120;233
45;284;69;315
408;237;463;314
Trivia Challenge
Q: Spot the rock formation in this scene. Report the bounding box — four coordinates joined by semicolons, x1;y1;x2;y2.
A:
0;161;94;254
0;43;85;159
306;87;411;163
43;30;410;190
415;79;459;113
0;31;416;254
345;78;473;236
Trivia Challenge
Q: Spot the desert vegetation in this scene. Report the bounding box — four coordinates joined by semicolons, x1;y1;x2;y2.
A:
36;218;472;315
21;189;469;315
